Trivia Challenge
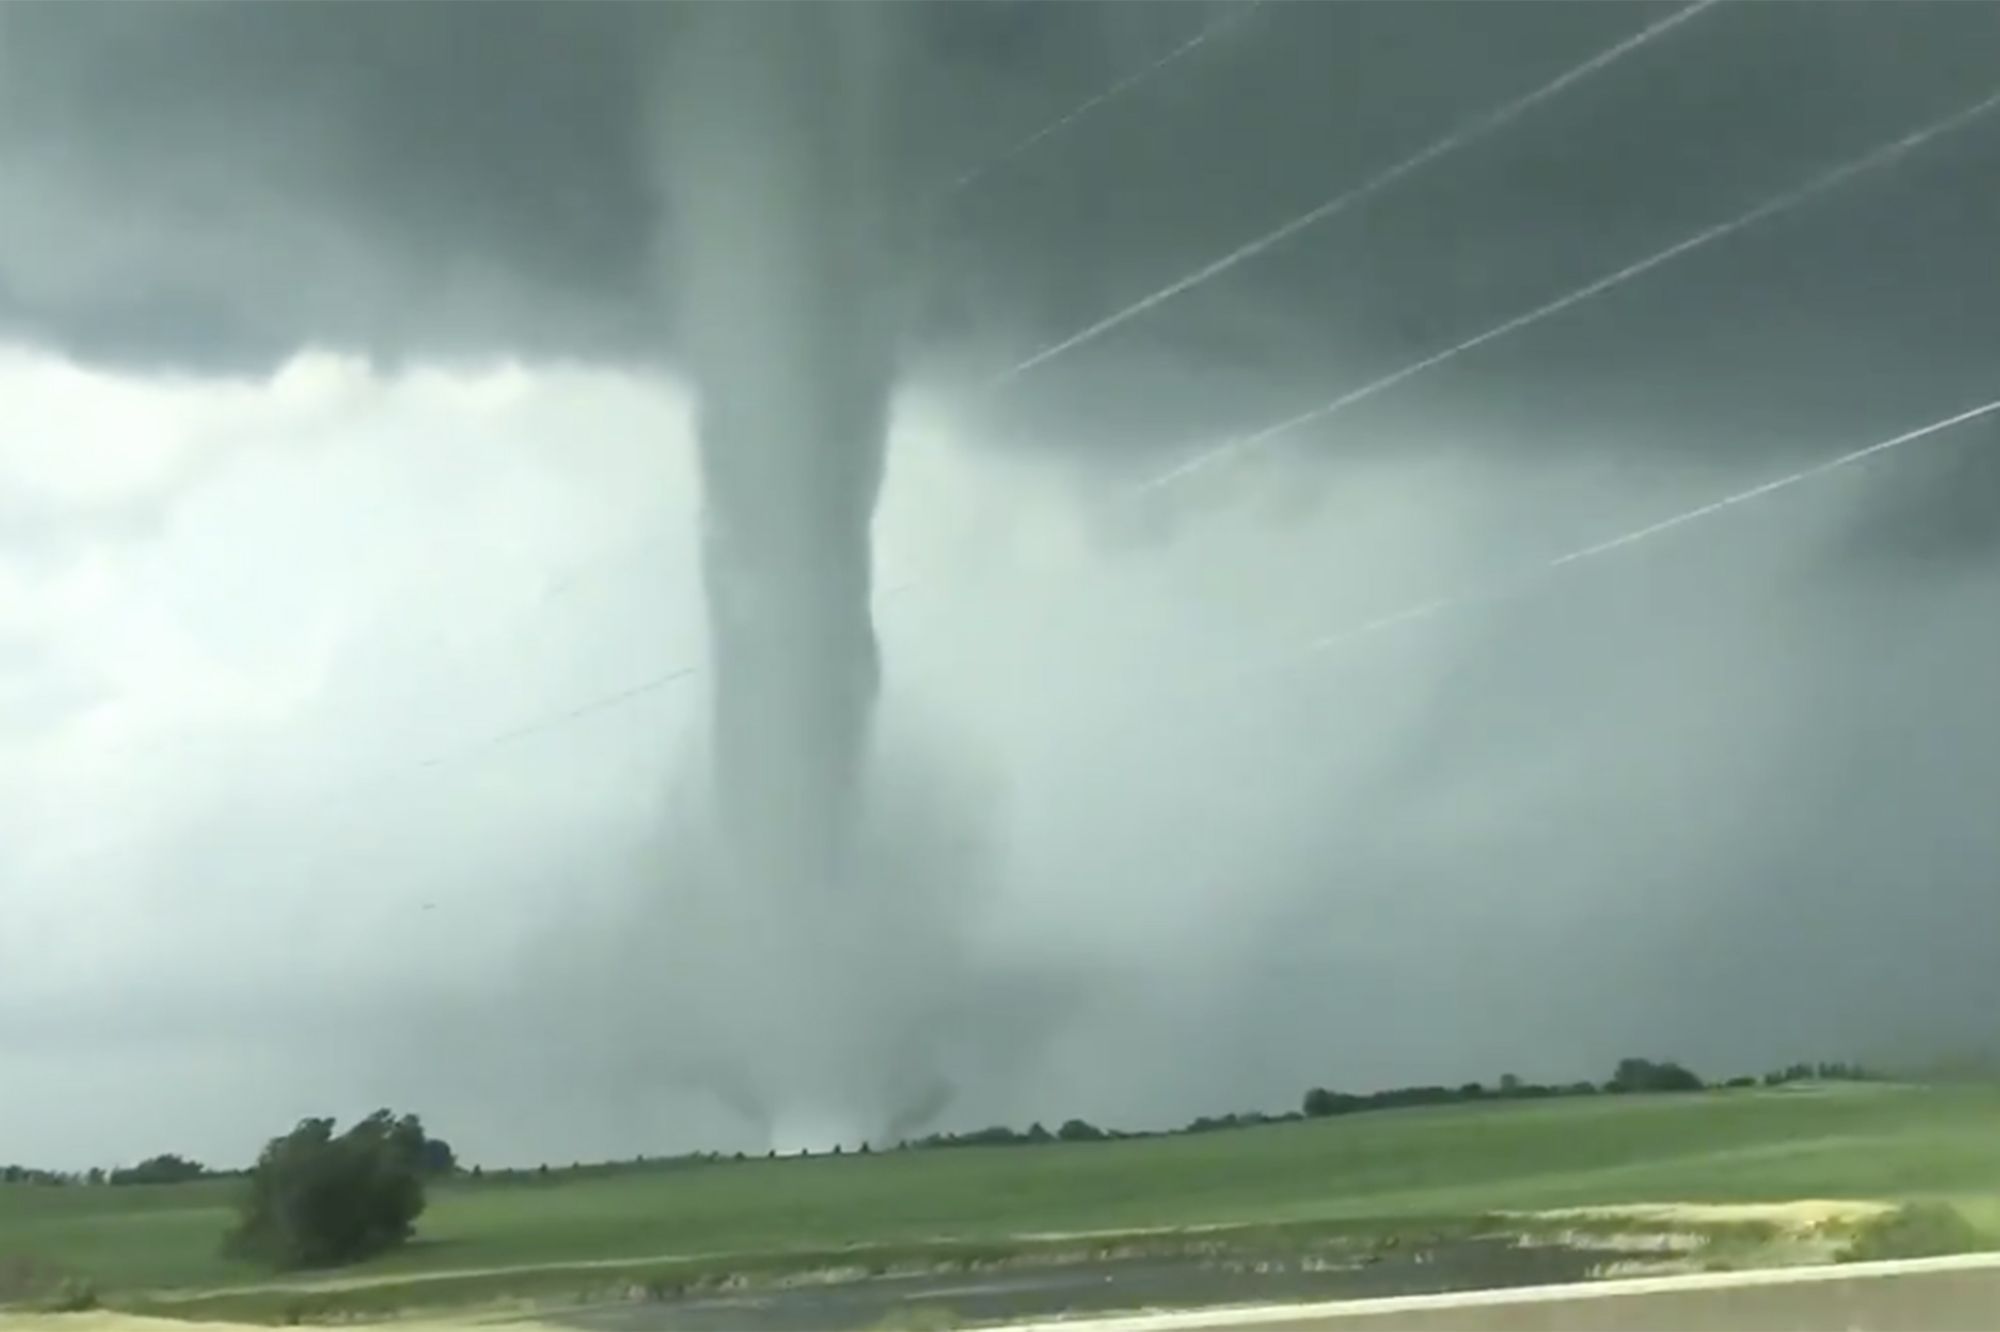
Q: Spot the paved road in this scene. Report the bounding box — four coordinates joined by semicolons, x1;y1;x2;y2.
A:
996;1252;2000;1332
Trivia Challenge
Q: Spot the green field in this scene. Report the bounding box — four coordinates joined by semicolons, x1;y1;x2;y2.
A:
5;1082;1999;1316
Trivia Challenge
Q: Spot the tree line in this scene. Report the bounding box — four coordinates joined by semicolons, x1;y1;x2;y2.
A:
902;1056;1883;1148
0;1155;218;1188
1304;1056;1696;1118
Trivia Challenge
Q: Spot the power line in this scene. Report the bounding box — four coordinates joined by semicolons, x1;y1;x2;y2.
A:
1540;400;2000;575
1292;396;2000;664
32;663;701;881
411;666;697;770
946;3;1265;196
989;0;1719;390
1136;82;2000;495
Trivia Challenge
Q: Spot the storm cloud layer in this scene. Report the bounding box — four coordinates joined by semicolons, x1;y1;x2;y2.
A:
4;2;1999;1168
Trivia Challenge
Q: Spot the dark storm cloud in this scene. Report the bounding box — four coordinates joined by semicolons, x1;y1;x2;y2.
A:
957;2;2000;474
0;1;662;371
7;0;1997;481
0;1;1220;372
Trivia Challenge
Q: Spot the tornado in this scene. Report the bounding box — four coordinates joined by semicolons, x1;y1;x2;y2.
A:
657;4;909;1140
667;6;900;886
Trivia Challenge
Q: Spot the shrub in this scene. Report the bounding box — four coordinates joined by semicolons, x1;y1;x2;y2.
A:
0;1257;68;1306
43;1278;100;1312
110;1153;206;1186
419;1137;457;1175
1843;1203;1986;1262
1056;1118;1105;1142
1606;1057;1704;1094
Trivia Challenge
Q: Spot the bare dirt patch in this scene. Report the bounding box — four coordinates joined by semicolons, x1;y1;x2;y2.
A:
1515;1201;1893;1229
0;1315;538;1332
1503;1199;1900;1271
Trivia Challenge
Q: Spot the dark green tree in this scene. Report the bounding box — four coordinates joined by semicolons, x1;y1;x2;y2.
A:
419;1137;457;1175
110;1153;206;1186
226;1111;430;1269
1606;1057;1704;1094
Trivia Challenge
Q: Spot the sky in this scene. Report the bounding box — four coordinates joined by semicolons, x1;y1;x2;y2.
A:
3;1;2000;1170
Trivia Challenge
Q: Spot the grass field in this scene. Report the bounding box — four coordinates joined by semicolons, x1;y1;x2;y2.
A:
4;1082;1998;1318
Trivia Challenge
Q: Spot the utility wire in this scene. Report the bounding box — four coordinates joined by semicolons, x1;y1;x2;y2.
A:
989;0;1720;390
411;667;698;770
30;660;698;883
1137;82;2000;494
1291;397;2000;665
946;2;1265;195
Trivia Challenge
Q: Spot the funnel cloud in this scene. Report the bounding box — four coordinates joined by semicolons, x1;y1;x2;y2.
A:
655;5;1021;1146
